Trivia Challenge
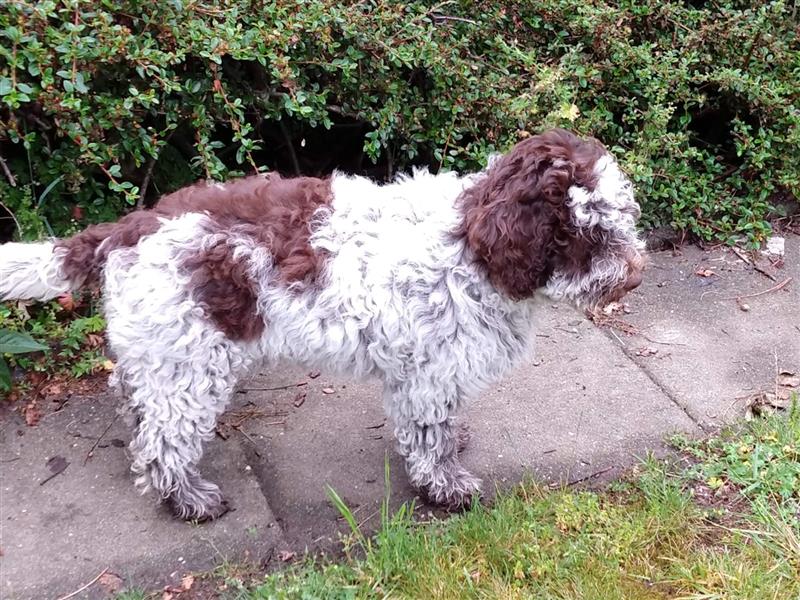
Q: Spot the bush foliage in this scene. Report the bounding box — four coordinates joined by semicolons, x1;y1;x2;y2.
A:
0;0;798;244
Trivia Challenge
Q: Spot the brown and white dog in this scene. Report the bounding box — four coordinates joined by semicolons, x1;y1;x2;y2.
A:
0;129;644;520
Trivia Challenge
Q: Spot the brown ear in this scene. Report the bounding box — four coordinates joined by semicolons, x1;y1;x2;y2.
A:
458;130;586;299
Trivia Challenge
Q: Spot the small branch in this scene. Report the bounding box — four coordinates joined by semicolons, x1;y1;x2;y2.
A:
549;466;615;489
233;426;262;457
278;119;301;176
83;415;118;465
239;381;307;393
136;154;157;209
431;14;477;24
731;246;777;281
0;151;16;186
39;464;69;486
55;568;109;600
0;200;22;235
720;277;792;301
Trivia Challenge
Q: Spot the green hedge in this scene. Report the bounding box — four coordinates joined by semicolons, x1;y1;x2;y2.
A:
0;0;798;244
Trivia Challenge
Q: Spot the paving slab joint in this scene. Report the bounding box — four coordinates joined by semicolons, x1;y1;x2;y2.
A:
599;328;712;435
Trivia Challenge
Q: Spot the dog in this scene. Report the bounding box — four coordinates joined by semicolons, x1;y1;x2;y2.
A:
0;128;644;520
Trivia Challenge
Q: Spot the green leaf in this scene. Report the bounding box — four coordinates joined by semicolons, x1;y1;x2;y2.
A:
0;357;11;392
0;330;48;354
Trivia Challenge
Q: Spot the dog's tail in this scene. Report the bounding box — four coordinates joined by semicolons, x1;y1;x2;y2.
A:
0;240;82;302
0;215;158;302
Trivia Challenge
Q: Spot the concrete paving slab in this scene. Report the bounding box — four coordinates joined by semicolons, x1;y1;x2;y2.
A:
611;234;799;430
0;395;285;600
240;304;700;549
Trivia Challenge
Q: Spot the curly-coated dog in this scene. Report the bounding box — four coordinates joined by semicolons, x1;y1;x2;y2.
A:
0;129;644;520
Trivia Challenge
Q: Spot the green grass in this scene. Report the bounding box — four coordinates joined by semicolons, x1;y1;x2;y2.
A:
120;399;800;599
234;401;800;600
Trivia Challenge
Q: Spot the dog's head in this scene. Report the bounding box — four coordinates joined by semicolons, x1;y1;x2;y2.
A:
460;128;645;308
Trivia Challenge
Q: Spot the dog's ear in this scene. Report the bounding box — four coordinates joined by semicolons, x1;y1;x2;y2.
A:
459;130;594;299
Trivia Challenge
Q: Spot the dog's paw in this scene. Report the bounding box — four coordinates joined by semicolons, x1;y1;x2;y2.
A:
169;496;232;522
167;480;231;522
191;498;232;523
424;466;483;512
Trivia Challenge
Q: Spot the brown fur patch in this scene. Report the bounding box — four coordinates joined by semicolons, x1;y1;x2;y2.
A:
456;129;605;299
56;174;332;340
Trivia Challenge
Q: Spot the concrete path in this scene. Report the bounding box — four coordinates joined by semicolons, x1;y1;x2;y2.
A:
1;234;797;599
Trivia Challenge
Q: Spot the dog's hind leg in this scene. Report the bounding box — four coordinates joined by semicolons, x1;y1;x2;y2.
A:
385;383;482;510
118;340;244;521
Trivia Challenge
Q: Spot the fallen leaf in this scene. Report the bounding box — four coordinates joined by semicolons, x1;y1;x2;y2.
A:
308;370;321;379
181;574;195;590
41;382;63;397
110;438;126;448
635;347;658;357
293;392;306;408
778;371;799;388
23;401;42;426
57;292;76;311
278;550;297;562
98;572;123;594
321;387;335;395
86;333;104;347
47;455;69;475
102;360;115;371
695;268;715;277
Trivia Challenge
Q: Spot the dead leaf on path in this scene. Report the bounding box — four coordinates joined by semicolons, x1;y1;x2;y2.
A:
635;347;658;357
778;371;799;388
102;360;115;371
278;550;297;562
308;370;321;379
46;455;68;475
23;401;42;426
695;268;715;277
602;301;624;315
98;572;123;594
181;574;195;590
41;382;63;397
321;387;335;395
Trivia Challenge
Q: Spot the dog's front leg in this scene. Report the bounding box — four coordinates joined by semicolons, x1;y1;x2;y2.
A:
394;417;482;510
385;383;482;509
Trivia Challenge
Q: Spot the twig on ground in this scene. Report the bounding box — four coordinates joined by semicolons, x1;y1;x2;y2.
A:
731;246;778;281
39;463;69;486
55;568;109;600
720;277;792;301
233;426;262;457
589;312;687;346
84;415;119;465
550;466;615;489
239;382;307;392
